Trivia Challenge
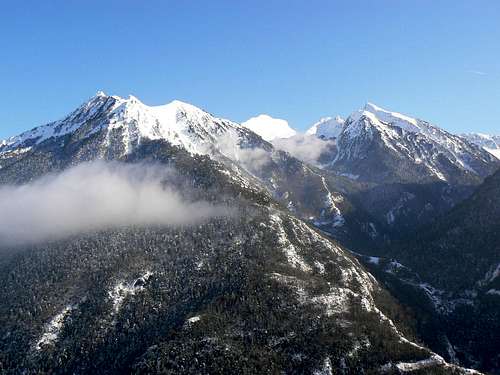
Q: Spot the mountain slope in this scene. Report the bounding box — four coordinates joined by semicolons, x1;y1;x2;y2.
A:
372;167;500;373
0;137;469;373
302;103;500;237
393;167;500;293
331;103;497;185
462;133;500;160
0;93;379;248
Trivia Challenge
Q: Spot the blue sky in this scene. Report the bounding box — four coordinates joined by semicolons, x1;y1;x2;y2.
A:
1;0;499;139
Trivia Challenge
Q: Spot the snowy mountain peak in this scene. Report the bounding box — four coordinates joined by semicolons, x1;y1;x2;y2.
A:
334;103;498;183
363;102;419;126
241;114;297;141
127;94;142;103
0;94;246;157
306;116;345;139
163;99;210;115
347;103;419;133
363;102;380;110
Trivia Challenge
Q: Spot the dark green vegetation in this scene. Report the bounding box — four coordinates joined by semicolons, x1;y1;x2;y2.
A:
353;168;500;374
394;168;500;292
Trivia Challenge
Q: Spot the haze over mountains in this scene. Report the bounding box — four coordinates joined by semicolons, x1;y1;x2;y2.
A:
0;92;498;374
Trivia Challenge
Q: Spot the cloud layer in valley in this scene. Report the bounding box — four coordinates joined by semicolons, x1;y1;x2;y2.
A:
0;162;229;246
272;134;335;166
214;130;335;171
214;131;272;171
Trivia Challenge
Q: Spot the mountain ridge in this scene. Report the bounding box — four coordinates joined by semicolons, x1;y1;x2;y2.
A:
462;132;500;159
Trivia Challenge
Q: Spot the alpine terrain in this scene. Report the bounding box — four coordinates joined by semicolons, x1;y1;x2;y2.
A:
300;103;499;237
0;93;495;374
461;133;500;160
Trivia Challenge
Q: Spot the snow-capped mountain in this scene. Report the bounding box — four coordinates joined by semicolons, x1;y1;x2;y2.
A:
298;102;500;235
0;92;352;240
241;114;296;141
306;116;345;139
1;93;477;374
330;102;498;184
0;92;493;374
0;91;253;158
462;132;500;160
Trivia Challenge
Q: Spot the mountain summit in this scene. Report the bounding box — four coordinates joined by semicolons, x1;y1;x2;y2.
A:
0;92;249;158
327;102;498;184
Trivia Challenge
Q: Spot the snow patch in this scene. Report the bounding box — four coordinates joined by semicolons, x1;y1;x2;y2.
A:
486;289;500;296
485;147;500;159
109;271;152;314
35;305;74;350
313;357;333;375
186;315;201;324
270;214;312;272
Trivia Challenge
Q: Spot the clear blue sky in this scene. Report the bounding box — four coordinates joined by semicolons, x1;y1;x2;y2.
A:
1;0;499;139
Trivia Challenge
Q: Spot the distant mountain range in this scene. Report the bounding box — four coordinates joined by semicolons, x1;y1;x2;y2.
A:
243;102;498;183
242;103;499;238
0;93;497;374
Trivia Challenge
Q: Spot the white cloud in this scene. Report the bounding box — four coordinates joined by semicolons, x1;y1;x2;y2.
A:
214;131;272;171
0;162;229;246
467;70;487;76
272;134;335;166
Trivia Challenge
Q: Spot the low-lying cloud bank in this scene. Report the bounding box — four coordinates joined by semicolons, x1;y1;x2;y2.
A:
272;134;335;166
214;131;271;171
0;162;228;246
214;131;335;171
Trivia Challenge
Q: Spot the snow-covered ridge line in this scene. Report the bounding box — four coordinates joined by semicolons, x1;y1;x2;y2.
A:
325;101;498;181
268;220;477;374
381;354;482;374
2;93;121;151
0;91;248;158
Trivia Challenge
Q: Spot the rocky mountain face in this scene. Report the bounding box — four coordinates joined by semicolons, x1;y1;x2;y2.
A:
391;168;500;293
302;103;500;238
270;102;500;373
461;133;500;160
1;93;477;374
332;103;496;185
